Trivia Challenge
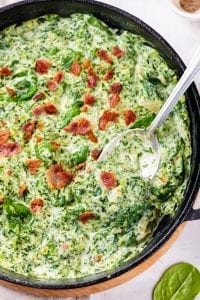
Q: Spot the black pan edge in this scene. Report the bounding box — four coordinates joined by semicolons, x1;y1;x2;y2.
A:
0;0;200;290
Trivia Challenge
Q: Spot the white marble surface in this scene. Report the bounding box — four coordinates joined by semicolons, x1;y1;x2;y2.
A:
0;0;200;299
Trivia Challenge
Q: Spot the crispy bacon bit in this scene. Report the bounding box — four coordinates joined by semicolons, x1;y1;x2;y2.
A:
0;67;12;77
32;105;44;117
99;110;119;130
47;80;58;91
35;59;51;74
100;171;117;189
19;184;27;196
6;87;16;97
78;211;96;224
35;136;43;143
0;198;3;205
33;92;46;102
81;104;88;112
87;131;98;143
87;75;99;88
54;71;65;84
64;118;97;143
60;243;69;251
84;94;96;105
112;46;125;58
30;198;44;214
104;69;114;81
0;130;10;144
91;148;102;160
88;67;96;76
37;122;44;131
50;141;60;151
97;49;112;64
123;110;137;126
87;67;99;88
46;164;73;189
93;255;102;262
109;94;120;108
32;104;57;116
7;169;13;176
82;59;91;69
70;61;81;76
0;143;20;157
110;82;122;94
77;162;86;171
44;103;57;115
26;159;42;175
22;120;36;141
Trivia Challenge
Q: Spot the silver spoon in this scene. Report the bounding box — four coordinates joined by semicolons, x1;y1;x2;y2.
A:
98;46;200;178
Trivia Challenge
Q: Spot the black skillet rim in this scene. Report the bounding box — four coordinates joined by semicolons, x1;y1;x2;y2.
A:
0;0;200;290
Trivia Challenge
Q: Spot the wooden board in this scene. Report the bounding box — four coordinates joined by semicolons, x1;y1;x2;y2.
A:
0;223;186;297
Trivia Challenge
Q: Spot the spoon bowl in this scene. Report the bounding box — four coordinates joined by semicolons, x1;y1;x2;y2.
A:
98;46;200;178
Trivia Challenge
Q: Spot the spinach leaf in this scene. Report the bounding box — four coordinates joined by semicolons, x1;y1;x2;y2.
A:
59;100;83;128
35;141;54;162
71;146;89;165
3;201;32;227
62;49;81;69
130;113;155;129
153;262;200;300
88;15;113;36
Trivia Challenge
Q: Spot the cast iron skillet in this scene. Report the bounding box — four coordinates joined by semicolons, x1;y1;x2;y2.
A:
0;0;200;290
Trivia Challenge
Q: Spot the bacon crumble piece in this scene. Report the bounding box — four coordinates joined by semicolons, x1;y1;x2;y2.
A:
50;141;60;151
99;110;119;131
64;118;98;143
78;211;96;224
44;103;58;115
84;94;96;105
46;164;73;189
47;80;58;91
87;67;99;88
123;109;137;126
0;130;10;144
0;198;4;205
100;171;117;190
19;184;27;196
60;243;69;251
35;136;43;143
97;49;112;64
91;148;102;160
110;82;122;94
35;59;52;74
54;70;65;84
81;104;88;112
7;169;13;176
109;94;120;108
37;121;44;131
70;61;81;76
30;198;44;214
22;120;36;141
26;159;42;175
77;162;86;171
33;92;46;102
6;87;16;97
32;103;57;117
0;143;20;157
112;46;125;58
82;59;91;69
93;255;102;262
0;67;12;77
104;69;114;81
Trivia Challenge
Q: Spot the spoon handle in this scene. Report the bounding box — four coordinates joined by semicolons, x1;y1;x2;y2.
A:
148;46;200;134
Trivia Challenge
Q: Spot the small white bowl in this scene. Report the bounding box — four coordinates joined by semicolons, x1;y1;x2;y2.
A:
168;0;200;21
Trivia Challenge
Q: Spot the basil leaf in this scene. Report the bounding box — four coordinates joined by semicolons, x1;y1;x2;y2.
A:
88;15;113;36
3;201;32;227
59;100;84;128
130;113;155;129
153;262;200;300
71;146;89;165
62;49;81;69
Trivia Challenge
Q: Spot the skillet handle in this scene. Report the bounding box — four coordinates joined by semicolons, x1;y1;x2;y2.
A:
184;207;200;221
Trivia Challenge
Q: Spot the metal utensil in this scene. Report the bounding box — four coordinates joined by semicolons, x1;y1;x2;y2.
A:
98;46;200;178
